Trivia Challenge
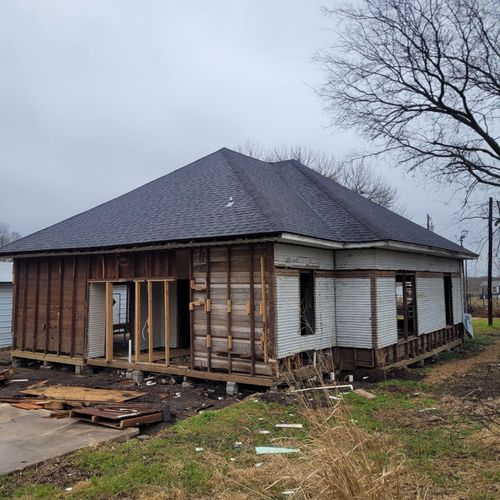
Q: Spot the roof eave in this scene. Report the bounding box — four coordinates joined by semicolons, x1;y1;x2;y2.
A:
279;232;477;260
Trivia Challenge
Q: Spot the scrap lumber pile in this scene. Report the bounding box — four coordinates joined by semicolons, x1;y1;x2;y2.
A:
70;403;164;429
0;368;13;385
0;382;166;427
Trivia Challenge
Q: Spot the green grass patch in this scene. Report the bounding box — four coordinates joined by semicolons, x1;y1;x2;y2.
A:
471;317;500;337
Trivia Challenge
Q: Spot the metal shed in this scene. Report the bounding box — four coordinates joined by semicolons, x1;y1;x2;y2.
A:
0;262;13;348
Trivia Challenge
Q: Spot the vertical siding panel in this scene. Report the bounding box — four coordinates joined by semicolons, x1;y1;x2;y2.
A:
416;277;446;334
376;277;397;348
452;276;463;324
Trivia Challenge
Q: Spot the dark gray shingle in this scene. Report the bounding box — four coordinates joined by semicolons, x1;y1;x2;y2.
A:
0;148;474;256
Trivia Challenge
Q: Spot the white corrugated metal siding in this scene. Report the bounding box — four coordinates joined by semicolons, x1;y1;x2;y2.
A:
0;283;13;348
376;277;397;348
335;249;461;273
274;243;334;270
87;283;106;358
335;278;372;348
452;276;463;325
416;277;446;335
275;275;336;358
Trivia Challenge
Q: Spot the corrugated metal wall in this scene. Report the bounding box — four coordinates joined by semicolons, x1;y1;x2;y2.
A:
335;278;372;348
274;243;334;270
336;249;461;273
87;283;105;358
275;275;336;358
0;283;12;348
376;277;397;348
452;276;463;325
416;277;446;335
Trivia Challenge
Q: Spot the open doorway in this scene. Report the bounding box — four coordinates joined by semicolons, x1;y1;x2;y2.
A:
396;274;417;339
443;275;453;325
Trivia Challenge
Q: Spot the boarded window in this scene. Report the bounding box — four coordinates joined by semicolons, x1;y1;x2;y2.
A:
300;271;315;336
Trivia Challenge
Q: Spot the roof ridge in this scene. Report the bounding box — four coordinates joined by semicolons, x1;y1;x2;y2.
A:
219;149;280;232
288;160;382;240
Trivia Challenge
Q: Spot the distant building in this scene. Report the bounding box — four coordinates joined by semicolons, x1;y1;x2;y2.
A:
0;262;13;348
480;280;500;299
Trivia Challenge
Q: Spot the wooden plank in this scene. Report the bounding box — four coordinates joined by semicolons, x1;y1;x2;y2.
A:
249;245;255;376
11;261;19;349
227;246;232;373
44;259;52;354
135;281;141;363
164;280;170;366
11;349;84;365
206;247;211;372
147;280;153;364
21;260;29;350
260;255;268;363
189;249;194;370
33;260;40;351
105;282;113;362
22;385;145;402
70;257;77;357
57;259;64;356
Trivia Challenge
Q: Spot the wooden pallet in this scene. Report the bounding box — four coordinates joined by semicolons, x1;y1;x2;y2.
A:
70;404;163;429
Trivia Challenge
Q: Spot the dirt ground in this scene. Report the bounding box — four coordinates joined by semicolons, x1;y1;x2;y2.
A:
0;362;260;432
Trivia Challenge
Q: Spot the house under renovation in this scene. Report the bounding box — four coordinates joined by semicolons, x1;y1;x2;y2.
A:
0;148;475;386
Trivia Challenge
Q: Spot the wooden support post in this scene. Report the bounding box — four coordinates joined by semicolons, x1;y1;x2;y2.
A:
189;250;194;370
33;260;40;351
249;245;255;376
57;259;64;356
44;260;52;353
147;280;153;364
134;281;141;363
70;258;77;357
12;261;20;350
227;246;232;373
206;247;212;372
259;255;268;364
105;282;113;362
164;280;170;366
21;260;28;351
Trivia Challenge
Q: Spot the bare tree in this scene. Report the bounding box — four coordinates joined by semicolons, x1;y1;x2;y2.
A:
0;222;21;248
318;0;500;194
238;141;399;209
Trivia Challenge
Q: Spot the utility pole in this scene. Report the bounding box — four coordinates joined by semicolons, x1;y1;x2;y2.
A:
488;197;493;326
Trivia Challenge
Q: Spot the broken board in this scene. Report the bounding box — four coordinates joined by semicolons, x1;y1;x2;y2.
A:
21;386;145;402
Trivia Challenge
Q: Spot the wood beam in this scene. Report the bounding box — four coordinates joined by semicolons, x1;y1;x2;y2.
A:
105;281;113;362
57;259;64;356
147;280;153;364
44;259;52;354
260;255;268;363
164;280;170;366
134;281;141;363
33;260;40;351
227;246;232;373
70;257;77;357
206;247;212;372
21;260;28;350
249;245;255;376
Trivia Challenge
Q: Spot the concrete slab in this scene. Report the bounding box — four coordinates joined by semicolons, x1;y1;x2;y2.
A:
0;404;139;475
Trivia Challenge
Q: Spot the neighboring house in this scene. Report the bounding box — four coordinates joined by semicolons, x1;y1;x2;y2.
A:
0;148;476;385
0;262;13;348
479;280;500;299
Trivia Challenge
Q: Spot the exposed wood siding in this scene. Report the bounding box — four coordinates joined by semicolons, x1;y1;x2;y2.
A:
335;278;372;348
275;274;336;359
452;276;463;325
335;249;461;272
87;283;105;358
376;277;397;348
274;243;334;270
416;277;446;335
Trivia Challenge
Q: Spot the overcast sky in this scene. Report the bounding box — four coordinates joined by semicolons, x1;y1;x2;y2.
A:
0;1;489;274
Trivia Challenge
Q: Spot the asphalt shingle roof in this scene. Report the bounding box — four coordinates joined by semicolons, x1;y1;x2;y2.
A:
0;148;474;256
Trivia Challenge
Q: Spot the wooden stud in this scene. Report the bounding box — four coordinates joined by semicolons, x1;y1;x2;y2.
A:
44;259;52;354
164;280;170;366
189;249;194;370
206;247;212;372
105;282;113;362
249;245;255;376
12;260;20;350
21;260;28;351
134;281;141;363
33;260;40;351
57;259;64;356
70;258;77;357
227;246;232;373
260;255;268;364
147;280;153;364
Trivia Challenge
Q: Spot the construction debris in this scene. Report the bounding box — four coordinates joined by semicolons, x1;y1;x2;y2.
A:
255;446;300;455
288;384;353;393
70;403;165;429
275;423;303;429
21;385;145;402
353;388;377;399
0;368;13;385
